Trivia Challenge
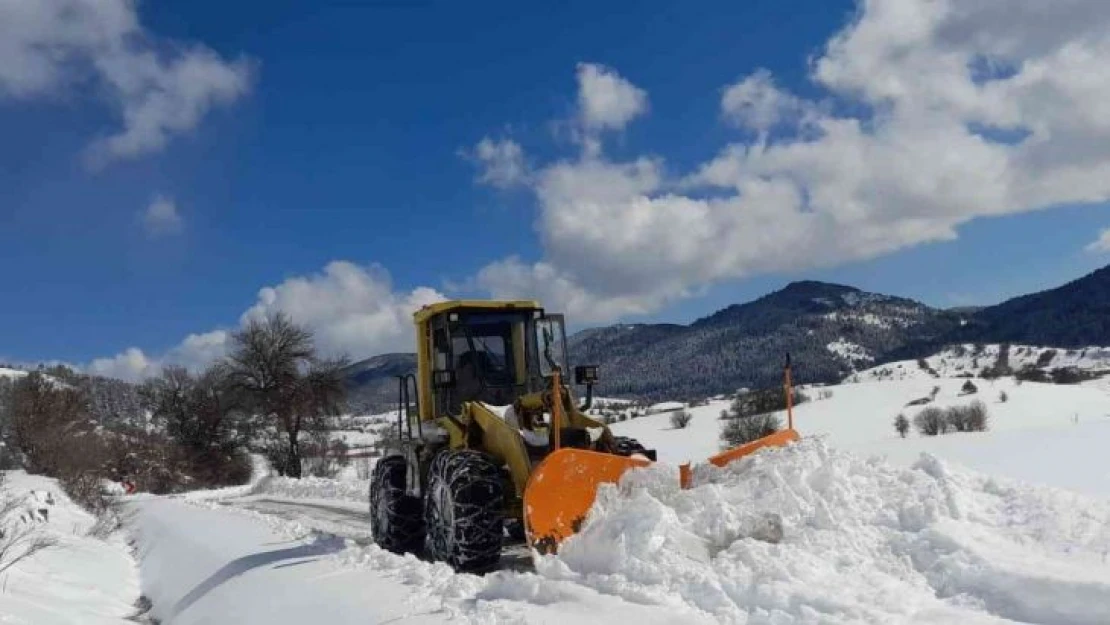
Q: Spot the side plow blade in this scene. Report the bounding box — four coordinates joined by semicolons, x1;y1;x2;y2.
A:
523;448;651;554
526;354;802;554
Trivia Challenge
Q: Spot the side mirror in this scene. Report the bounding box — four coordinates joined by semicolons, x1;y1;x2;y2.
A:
432;369;456;388
574;365;599;385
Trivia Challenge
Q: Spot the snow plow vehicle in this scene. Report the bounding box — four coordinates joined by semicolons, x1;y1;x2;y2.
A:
369;299;799;572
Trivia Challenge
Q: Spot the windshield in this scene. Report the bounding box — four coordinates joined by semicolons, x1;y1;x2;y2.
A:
451;312;527;387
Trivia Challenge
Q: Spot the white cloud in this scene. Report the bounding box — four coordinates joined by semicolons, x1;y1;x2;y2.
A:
87;262;446;382
470;0;1110;321
720;69;815;133
0;0;253;165
1085;228;1110;253
88;347;156;381
241;261;446;358
466;137;529;188
576;63;648;132
142;195;183;236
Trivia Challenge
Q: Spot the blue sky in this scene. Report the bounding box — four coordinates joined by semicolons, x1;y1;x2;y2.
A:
2;0;1109;377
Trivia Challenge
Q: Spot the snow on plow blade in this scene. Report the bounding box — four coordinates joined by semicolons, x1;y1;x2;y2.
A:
523;447;652;554
526;430;801;554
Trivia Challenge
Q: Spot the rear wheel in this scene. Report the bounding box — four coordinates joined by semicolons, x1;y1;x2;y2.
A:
424;450;504;572
369;455;424;554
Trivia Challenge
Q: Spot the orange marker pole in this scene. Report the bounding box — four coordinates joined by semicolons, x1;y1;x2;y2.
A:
551;369;562;450
784;354;794;431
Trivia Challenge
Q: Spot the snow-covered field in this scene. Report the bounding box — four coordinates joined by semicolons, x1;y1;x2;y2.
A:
610;376;1110;498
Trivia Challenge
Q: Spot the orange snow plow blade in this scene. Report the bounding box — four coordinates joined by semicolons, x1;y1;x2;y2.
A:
523;447;652;554
679;428;801;488
707;428;800;468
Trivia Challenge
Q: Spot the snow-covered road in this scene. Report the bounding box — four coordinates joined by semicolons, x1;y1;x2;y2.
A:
128;438;1110;625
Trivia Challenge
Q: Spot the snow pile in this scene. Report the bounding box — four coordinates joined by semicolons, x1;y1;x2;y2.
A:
0;472;139;624
545;439;1110;624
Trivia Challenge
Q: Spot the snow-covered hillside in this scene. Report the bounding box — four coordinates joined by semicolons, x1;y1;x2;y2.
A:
847;344;1110;383
0;367;27;380
610;375;1110;498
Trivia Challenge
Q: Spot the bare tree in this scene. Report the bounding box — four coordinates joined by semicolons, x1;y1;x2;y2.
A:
1;372;92;475
226;313;347;478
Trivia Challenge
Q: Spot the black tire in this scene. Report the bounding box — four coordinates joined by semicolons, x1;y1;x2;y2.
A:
424;450;504;572
611;436;657;461
369;455;424;554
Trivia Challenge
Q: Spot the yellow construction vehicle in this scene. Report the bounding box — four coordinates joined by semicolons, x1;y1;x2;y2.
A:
369;299;799;572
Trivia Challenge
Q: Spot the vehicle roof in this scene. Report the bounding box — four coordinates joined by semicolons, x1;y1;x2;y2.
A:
412;299;542;325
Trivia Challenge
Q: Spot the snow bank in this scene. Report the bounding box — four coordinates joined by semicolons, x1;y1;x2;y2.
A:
251;474;369;503
0;471;139;624
545;439;1110;624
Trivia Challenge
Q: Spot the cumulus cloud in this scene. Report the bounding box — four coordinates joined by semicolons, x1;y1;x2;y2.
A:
720;69;815;133
465;137;529;188
0;0;253;165
142;195;183;236
87;330;230;381
88;262;445;382
240;261;446;358
1086;228;1110;254
576;62;648;132
469;0;1110;321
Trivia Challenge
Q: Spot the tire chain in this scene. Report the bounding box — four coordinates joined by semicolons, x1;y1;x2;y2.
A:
424;450;504;571
369;456;424;553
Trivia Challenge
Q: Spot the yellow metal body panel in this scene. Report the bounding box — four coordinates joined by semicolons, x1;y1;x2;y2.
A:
413;299;540;325
467;403;534;498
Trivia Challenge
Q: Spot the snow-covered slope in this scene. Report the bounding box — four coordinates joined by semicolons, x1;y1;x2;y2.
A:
0;472;139;624
848;344;1110;383
610;376;1110;498
0;367;28;380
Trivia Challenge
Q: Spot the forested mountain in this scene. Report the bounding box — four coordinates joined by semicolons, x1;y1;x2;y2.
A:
332;264;1110;409
568;281;966;401
341;353;417;414
0;365;146;430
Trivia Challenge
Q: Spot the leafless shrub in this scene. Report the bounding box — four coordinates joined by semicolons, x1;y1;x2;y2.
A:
947;400;990;432
670;409;693;429
894;414;909;438
914;407;949;436
720;413;781;448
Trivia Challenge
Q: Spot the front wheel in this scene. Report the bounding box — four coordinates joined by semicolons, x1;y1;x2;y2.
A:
424;450;504;572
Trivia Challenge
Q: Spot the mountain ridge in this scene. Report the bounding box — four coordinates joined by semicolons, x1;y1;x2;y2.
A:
326;265;1110;411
